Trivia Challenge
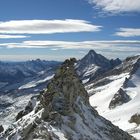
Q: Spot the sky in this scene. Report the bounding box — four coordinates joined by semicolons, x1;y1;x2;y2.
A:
0;0;140;61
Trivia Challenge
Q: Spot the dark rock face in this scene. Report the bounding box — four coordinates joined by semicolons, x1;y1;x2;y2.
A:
109;88;131;109
110;58;122;68
76;50;111;74
0;125;4;133
2;58;135;140
76;50;121;83
129;114;140;125
123;77;136;88
79;50;111;68
16;101;33;121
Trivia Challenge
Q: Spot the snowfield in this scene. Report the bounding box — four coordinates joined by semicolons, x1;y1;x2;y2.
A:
19;74;54;90
83;65;99;77
88;67;140;139
0;73;55;130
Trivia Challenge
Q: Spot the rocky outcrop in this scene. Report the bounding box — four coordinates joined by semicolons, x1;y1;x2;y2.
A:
110;58;122;68
2;58;135;140
0;125;4;133
16;95;39;121
109;88;130;109
129;114;140;125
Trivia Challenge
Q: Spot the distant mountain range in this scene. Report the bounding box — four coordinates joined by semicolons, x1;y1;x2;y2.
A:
0;59;61;93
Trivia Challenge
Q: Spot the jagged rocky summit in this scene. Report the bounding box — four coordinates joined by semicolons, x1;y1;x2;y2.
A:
1;58;135;140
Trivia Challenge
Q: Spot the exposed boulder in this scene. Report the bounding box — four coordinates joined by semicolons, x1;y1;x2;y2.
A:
129;114;140;125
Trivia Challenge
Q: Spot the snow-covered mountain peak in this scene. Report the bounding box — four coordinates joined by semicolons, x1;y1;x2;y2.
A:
86;49;99;60
80;49;110;66
76;50;121;84
1;58;134;140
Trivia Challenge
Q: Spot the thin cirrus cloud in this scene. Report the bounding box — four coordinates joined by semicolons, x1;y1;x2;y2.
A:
0;40;140;53
0;34;29;39
88;0;140;14
0;19;102;34
115;28;140;37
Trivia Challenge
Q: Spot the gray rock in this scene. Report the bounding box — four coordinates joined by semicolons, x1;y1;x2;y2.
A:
109;88;131;109
129;114;140;125
0;125;4;133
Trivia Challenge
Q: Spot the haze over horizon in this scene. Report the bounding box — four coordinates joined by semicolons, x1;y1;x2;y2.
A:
0;0;140;61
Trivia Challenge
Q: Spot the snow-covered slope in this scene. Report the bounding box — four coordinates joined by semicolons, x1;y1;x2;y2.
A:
76;50;121;83
18;74;54;90
0;73;56;129
0;93;35;130
1;59;134;140
87;55;140;139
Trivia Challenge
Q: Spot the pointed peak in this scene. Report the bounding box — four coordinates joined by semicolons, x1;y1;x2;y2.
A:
88;50;97;55
83;50;99;60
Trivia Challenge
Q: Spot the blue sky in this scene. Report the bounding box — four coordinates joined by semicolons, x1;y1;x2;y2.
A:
0;0;140;61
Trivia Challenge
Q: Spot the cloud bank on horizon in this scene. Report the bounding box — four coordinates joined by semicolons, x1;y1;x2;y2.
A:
0;40;139;61
0;40;139;53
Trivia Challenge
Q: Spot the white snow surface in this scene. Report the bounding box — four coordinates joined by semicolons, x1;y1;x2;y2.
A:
88;68;140;139
82;78;90;84
19;74;54;90
81;65;99;84
83;65;99;77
